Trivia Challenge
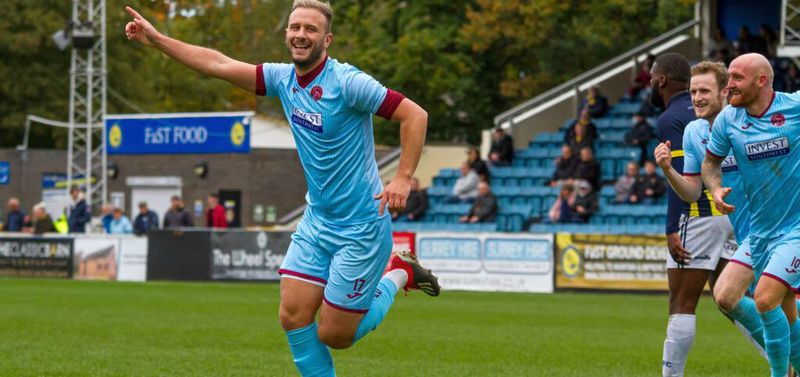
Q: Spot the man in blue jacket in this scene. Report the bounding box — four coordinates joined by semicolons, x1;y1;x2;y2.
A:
67;187;90;234
133;201;159;235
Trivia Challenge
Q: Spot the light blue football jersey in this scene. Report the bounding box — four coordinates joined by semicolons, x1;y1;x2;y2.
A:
683;118;750;242
707;92;800;238
259;57;391;225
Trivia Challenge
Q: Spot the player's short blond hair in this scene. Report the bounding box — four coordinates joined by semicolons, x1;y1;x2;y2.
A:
690;61;728;90
291;0;334;33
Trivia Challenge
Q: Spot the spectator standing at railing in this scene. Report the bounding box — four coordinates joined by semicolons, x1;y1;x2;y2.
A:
550;144;579;187
205;193;228;229
547;184;576;223
571;181;599;223
624;112;656;164
446;162;479;203
99;204;114;233
759;23;778;58
466;146;490;181
109;208;133;234
572;147;601;192
4;197;25;232
782;64;800;93
163;195;194;229
133;201;160;235
628;55;656;98
67;186;91;234
30;203;55;235
393;177;427;222
614;161;639;203
459;181;497;223
578;86;609;118
489;127;514;166
629;161;666;204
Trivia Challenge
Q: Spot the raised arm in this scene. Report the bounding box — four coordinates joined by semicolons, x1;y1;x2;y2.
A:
124;6;256;92
654;140;703;202
701;152;734;214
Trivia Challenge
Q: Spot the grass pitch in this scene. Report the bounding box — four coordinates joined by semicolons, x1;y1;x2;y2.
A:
0;279;766;376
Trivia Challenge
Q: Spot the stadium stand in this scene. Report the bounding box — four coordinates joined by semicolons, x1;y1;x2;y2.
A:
403;95;669;234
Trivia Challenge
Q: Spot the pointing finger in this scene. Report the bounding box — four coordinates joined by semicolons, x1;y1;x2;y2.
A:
125;6;144;20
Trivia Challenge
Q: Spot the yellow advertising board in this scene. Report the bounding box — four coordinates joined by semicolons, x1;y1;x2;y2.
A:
555;233;669;291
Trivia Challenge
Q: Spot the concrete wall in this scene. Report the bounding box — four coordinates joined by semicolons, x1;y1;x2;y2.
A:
0;148;308;227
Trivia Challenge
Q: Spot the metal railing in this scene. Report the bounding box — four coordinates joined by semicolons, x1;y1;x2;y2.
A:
493;18;700;128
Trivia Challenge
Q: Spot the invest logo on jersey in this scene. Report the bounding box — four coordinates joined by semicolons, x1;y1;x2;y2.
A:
745;137;789;161
721;156;739;172
291;107;323;133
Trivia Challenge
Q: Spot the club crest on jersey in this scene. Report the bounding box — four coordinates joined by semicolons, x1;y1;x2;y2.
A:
771;113;786;127
745;137;789;161
721;155;738;172
291;107;323;133
310;85;323;101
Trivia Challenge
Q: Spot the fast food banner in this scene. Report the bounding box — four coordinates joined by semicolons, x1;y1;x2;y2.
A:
555;233;669;291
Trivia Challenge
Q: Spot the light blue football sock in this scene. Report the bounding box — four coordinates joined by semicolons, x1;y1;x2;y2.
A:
729;296;765;349
353;277;398;344
789;319;800;371
760;306;790;377
286;322;335;377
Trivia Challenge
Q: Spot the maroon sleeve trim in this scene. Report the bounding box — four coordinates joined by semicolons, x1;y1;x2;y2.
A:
682;172;700;176
376;89;406;120
705;148;724;159
255;64;266;96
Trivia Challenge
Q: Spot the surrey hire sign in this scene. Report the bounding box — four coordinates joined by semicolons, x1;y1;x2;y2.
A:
105;112;253;155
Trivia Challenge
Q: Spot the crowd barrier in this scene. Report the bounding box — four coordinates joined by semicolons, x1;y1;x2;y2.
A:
0;233;147;281
1;230;671;292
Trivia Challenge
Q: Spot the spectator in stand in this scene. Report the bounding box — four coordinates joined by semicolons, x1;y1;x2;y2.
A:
489;127;514;166
459;181;497;223
550;145;579;187
578;86;609;118
133;201;159;235
565;120;594;154
628;55;655;98
573;147;601;192
710;49;731;66
446;162;479;203
109;208;133;234
205;193;228;229
565;108;599;142
571;180;599;223
466;146;490;181
737;26;765;55
624;112;656;164
783;64;800;93
629;160;666;204
67;186;91;233
100;204;114;233
707;28;733;58
393;177;428;222
30;203;55;235
547;183;576;223
759;23;778;57
614;161;640;203
163;195;194;229
4;197;25;232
